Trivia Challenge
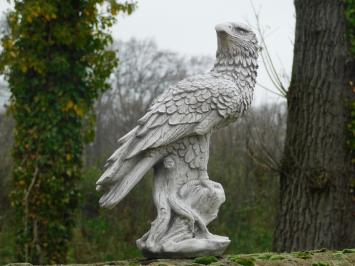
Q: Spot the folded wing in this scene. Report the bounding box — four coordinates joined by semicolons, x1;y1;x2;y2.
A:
97;74;240;208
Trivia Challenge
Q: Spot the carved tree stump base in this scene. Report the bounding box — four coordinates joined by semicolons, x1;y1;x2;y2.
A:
136;154;230;259
138;234;230;259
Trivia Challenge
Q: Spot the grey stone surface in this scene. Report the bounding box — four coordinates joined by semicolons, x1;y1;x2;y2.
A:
96;22;259;258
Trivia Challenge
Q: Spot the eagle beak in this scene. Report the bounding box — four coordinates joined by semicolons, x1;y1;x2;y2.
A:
215;23;232;35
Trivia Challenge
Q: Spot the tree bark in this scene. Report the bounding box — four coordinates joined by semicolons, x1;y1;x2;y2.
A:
273;0;355;251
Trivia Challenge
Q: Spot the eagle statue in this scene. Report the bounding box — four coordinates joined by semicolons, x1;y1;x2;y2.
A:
96;22;259;258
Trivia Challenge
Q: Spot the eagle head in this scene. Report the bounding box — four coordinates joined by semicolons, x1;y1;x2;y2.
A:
215;22;259;58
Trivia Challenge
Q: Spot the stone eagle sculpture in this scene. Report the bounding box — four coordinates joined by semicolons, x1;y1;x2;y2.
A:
96;22;259;258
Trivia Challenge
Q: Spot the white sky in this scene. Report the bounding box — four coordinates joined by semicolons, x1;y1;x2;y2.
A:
113;0;295;105
0;0;295;109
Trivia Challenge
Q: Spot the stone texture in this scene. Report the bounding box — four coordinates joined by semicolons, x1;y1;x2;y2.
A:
96;22;260;258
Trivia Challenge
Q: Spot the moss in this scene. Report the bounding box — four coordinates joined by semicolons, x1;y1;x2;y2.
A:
293;251;313;259
256;253;273;260
193;256;218;265
5;249;355;265
228;256;255;266
128;263;141;266
268;255;286;260
312;262;330;266
342;249;355;254
333;251;345;258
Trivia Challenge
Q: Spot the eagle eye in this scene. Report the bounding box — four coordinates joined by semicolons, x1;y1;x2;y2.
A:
235;26;249;34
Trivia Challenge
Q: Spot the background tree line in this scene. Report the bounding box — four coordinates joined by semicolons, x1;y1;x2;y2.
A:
0;38;285;263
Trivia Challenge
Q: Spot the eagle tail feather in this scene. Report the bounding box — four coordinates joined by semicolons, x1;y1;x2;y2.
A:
99;153;163;208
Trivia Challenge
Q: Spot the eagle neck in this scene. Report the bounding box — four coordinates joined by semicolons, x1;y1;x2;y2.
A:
211;50;258;93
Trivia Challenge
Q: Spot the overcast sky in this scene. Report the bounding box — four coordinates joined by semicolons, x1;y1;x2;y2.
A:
0;0;295;108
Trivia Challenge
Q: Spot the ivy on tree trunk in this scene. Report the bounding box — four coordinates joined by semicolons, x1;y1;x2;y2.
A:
0;0;134;264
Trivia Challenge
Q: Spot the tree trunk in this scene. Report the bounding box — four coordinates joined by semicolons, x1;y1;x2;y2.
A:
273;0;355;251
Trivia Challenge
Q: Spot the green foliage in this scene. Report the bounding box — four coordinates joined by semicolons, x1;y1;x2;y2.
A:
0;215;16;265
0;0;134;264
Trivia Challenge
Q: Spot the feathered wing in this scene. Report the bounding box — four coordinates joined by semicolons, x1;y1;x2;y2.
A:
97;74;241;208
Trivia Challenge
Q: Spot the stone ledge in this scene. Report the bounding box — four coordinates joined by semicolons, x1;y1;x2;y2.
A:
5;249;355;266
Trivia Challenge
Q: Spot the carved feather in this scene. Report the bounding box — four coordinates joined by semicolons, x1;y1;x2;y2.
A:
97;22;259;209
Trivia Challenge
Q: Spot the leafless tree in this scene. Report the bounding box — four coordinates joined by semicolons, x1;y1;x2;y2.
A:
249;0;291;98
84;38;213;166
244;103;287;172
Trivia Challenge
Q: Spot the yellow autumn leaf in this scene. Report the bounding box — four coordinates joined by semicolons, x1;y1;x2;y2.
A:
32;11;39;17
74;105;84;117
20;65;28;73
66;100;74;109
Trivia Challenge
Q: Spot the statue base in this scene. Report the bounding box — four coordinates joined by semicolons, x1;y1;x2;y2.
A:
136;151;230;259
139;234;230;259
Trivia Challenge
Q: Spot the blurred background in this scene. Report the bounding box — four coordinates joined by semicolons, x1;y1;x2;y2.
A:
0;38;287;263
0;0;353;264
0;0;291;262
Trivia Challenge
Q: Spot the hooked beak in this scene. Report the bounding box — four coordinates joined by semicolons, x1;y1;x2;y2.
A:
215;23;232;35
